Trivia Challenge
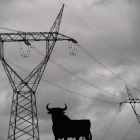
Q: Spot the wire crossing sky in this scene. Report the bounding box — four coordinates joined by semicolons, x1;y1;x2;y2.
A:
52;0;140;70
0;0;140;140
6;58;120;104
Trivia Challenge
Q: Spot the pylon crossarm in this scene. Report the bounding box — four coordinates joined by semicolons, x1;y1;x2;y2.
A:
0;32;77;43
120;100;140;124
119;99;129;105
120;99;140;105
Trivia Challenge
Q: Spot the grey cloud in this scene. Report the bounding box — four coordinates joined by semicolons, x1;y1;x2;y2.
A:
126;0;140;5
91;0;113;5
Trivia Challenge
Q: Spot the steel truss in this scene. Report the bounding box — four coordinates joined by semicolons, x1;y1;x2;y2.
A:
120;85;140;124
0;32;77;43
0;4;78;140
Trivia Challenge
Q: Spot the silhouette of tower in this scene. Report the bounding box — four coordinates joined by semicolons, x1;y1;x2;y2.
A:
120;85;140;124
0;4;78;140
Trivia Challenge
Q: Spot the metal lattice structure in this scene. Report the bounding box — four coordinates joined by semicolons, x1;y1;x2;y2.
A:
0;4;78;140
120;85;140;124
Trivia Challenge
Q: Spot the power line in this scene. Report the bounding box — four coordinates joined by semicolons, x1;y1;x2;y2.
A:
0;3;130;100
0;15;128;101
44;79;119;104
5;59;119;104
2;0;139;73
0;4;139;139
51;0;140;69
0;27;22;32
31;45;124;100
39;42;124;84
50;0;140;93
1;3;140;94
0;16;22;31
50;58;124;99
96;105;119;140
0;5;139;94
53;49;124;84
78;44;140;94
51;0;63;5
64;3;140;70
102;109;119;140
121;119;138;140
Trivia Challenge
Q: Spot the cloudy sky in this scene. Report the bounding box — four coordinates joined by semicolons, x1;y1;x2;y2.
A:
0;0;140;140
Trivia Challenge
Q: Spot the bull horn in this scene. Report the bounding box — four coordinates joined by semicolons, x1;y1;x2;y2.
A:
62;103;67;111
46;103;51;111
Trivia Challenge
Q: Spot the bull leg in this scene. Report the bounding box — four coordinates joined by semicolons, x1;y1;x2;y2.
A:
64;137;67;140
75;137;79;140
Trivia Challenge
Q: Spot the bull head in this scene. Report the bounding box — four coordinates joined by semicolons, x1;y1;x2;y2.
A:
46;103;67;114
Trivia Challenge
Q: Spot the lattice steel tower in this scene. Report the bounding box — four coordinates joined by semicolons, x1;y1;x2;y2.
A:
0;5;78;140
120;85;140;124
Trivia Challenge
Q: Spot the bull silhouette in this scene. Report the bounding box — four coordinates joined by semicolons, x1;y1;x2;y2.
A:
46;103;92;140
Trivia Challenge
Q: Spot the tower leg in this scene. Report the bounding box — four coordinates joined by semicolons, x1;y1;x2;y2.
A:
0;59;44;140
7;91;39;140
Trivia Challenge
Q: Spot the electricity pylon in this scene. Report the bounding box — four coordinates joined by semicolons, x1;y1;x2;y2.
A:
0;4;78;140
120;85;140;124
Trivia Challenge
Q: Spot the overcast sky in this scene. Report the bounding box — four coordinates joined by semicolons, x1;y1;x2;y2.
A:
0;0;140;140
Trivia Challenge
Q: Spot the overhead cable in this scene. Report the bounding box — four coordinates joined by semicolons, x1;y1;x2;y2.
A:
50;0;140;93
78;45;140;93
31;45;124;100
39;42;123;84
121;119;138;140
64;4;140;70
51;0;140;69
5;59;119;104
102;109;119;140
52;0;64;5
0;16;22;31
0;27;22;32
50;58;124;100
